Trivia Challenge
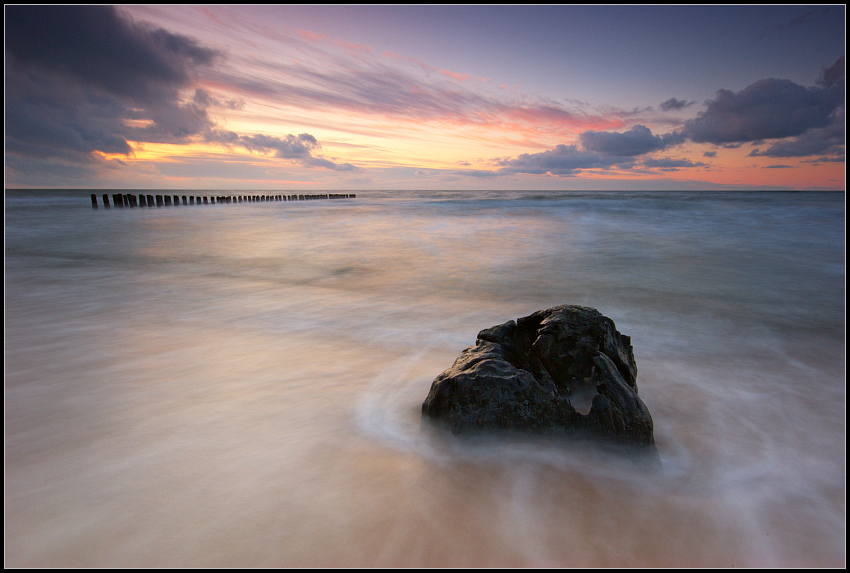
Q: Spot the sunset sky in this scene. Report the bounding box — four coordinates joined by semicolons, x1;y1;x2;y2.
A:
5;5;845;191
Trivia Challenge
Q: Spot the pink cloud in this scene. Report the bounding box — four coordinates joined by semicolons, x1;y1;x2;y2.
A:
295;29;327;42
439;69;471;82
334;39;373;55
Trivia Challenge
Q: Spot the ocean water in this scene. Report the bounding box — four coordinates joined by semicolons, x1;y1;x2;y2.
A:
4;188;845;567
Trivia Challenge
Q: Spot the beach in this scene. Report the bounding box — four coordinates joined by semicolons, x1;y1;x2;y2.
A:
4;188;845;567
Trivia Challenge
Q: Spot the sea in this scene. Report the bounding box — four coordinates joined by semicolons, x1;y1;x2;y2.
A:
4;188;845;567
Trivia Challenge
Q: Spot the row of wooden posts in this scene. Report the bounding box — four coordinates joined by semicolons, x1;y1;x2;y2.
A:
92;192;355;208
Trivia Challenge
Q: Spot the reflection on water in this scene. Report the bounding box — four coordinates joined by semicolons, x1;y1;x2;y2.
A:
4;190;845;567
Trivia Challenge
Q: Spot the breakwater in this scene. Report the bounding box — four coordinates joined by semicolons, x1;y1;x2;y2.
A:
91;192;355;208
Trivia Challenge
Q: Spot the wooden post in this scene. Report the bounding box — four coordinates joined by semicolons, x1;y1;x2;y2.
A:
91;194;98;208
139;194;147;207
182;195;188;205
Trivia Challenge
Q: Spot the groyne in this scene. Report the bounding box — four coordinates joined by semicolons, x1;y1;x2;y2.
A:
91;193;355;208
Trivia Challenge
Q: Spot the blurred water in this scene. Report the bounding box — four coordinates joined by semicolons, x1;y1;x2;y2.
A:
4;189;845;566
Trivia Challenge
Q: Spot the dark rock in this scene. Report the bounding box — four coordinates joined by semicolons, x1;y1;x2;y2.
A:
421;305;654;446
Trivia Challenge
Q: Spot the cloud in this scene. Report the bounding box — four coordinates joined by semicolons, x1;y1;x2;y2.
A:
682;69;844;145
193;88;245;110
659;97;695;111
5;5;218;103
580;125;686;156
493;57;845;178
227;132;318;158
451;169;498;178
800;156;846;164
818;55;845;88
760;7;829;38
642;157;706;169
496;124;708;176
747;119;844;158
776;8;822;31
206;131;356;171
306;157;357;171
497;144;627;175
439;69;471;82
216;46;625;139
5;5;352;175
5;5;219;162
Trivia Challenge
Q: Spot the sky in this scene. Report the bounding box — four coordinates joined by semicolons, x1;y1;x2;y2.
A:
4;5;846;191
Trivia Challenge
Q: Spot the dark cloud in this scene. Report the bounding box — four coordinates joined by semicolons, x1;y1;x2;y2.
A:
495;57;845;177
819;56;845;88
580;125;686;156
496;124;707;176
5;6;218;103
306;157;357;171
682;72;843;145
659;97;695;112
642;157;705;169
777;9;819;30
497;144;637;175
5;5;219;163
5;5;349;175
801;156;846;164
747;120;844;158
775;8;828;34
5;73;135;161
5;153;100;184
757;7;831;40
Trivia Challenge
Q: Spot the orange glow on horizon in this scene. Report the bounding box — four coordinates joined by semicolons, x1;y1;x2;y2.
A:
162;175;325;185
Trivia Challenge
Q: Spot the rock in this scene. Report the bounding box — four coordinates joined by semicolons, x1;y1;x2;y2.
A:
421;305;654;446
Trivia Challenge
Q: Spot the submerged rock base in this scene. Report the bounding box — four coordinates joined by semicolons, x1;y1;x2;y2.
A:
421;305;654;446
